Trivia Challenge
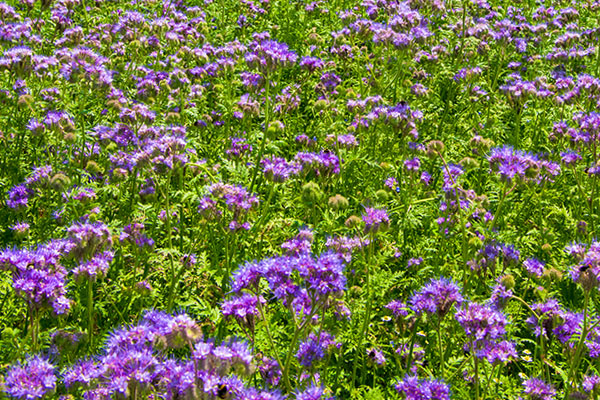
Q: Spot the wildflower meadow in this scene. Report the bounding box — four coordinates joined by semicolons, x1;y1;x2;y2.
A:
1;0;600;398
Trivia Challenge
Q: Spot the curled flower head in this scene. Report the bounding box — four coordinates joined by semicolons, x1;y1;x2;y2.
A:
362;207;390;234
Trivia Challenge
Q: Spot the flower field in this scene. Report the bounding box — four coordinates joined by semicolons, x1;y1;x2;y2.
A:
1;0;600;398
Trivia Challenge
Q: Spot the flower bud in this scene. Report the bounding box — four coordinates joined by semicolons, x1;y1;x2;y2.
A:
50;173;71;191
328;194;348;211
500;274;515;290
345;215;362;229
302;181;323;204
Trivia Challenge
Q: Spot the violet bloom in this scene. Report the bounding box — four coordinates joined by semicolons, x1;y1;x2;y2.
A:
410;277;463;318
567;240;600;291
488;146;560;184
386;300;409;319
10;222;30;236
299;56;324;73
258;357;281;386
6;184;32;210
560;150;581;166
367;347;386;365
226;137;253;159
394;375;450;400
245;39;298;73
525;298;562;339
221;293;264;331
404;157;421;172
583;375;600;393
296;331;340;368
261;156;300;182
281;228;313;256
120;223;154;249
228;251;346;317
456;302;507;343
477;340;517;364
25;165;52;186
522;378;556;400
1;241;73;315
362;207;390;233
66;221;112;259
523;258;545;278
4;356;56;399
296;385;332;400
325;235;368;263
72;251;114;283
441;163;464;192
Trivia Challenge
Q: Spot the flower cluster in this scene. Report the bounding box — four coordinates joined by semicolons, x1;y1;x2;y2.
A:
410;277;463;318
488;146;561;184
0;240;73;315
4;356;56;400
456;302;516;364
198;182;259;231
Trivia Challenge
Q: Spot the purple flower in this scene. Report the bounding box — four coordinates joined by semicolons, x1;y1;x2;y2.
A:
407;257;423;267
226;137;253;159
1;241;73;315
296;331;339;368
456;302;507;343
477;340;517;364
325;235;368;263
261;156;300;182
386;300;409;319
525;298;562;339
404;157;421;172
488;146;560;184
221;293;264;331
25;165;52;186
72;251;114;283
281;228;313;256
66;221;112;259
367;347;386;365
560;150;581;166
245;39;298;73
523;258;545;278
299;56;324;73
120;223;154;249
583;375;600;393
296;385;332;400
7;184;32;210
4;356;56;399
522;378;556;400
362;207;390;233
394;375;450;400
10;222;30;237
410;278;463;317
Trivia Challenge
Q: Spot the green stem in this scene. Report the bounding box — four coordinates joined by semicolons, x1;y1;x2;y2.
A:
249;77;271;193
567;289;591;391
483;363;497;399
281;308;317;393
87;280;94;349
473;343;480;400
437;315;445;379
352;236;375;387
255;297;286;388
489;180;510;233
31;307;40;352
164;171;178;312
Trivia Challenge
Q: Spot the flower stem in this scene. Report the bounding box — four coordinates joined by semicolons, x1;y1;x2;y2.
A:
249;77;271;193
437;315;445;379
87;280;94;349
